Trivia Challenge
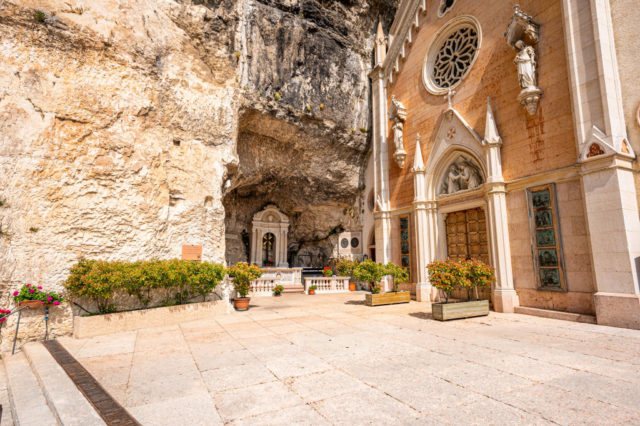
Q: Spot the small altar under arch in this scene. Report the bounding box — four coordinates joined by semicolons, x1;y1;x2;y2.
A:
250;205;290;268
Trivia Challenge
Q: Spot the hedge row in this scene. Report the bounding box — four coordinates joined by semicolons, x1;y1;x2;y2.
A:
65;259;226;314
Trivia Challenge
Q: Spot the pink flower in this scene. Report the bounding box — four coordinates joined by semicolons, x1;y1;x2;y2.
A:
37;286;42;290
25;284;31;287
53;301;60;306
29;289;35;294
13;291;18;296
0;318;5;322
47;297;53;302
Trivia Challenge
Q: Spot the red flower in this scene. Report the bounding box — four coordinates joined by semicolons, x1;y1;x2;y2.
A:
0;318;5;322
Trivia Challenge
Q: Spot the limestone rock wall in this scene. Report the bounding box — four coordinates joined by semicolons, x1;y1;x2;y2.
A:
0;0;394;347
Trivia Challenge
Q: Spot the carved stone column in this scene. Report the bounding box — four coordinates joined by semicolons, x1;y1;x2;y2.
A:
483;99;518;312
411;136;432;301
370;20;392;283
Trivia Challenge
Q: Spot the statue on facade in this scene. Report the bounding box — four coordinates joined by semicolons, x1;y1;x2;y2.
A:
389;96;407;169
505;5;542;115
514;40;537;89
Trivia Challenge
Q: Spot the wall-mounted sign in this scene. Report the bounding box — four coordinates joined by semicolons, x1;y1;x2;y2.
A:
182;245;202;262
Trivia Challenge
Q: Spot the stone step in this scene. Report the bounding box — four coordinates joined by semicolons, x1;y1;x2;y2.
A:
22;342;106;426
3;351;57;426
282;286;304;293
515;306;597;324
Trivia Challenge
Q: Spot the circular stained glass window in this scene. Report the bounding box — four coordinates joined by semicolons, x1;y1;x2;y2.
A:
423;17;482;95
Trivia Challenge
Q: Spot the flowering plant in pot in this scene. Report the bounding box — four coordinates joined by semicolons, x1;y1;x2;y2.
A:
308;285;317;295
227;262;263;311
273;284;284;296
263;258;275;267
336;258;360;290
428;259;494;320
0;309;10;323
13;283;65;308
322;267;333;277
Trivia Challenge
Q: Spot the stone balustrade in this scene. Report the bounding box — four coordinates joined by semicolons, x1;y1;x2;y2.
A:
304;276;350;294
250;278;277;297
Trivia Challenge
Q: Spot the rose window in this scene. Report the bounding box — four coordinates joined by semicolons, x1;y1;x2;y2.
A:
423;17;482;95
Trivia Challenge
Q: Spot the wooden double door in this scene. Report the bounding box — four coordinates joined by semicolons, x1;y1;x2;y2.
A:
445;207;491;301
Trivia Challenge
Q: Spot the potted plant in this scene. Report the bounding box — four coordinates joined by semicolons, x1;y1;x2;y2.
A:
336;258;359;291
273;284;284;296
356;261;411;306
308;285;317;295
263;258;275;267
13;283;65;308
322;267;333;277
428;259;493;321
228;262;263;311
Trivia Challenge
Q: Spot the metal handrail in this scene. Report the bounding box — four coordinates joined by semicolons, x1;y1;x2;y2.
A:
0;305;31;355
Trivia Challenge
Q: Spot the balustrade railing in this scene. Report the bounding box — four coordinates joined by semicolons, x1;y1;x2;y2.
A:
250;278;277;296
303;276;350;294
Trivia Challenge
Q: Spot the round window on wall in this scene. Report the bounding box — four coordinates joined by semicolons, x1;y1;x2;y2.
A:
350;237;360;249
340;238;349;249
423;16;482;95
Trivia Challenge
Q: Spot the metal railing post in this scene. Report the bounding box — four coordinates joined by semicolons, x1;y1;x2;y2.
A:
11;309;22;355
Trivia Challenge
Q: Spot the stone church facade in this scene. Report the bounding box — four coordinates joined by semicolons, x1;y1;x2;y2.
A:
368;0;640;329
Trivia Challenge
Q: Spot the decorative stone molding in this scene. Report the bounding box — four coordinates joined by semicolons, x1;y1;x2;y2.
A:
438;0;455;17
505;4;539;47
506;5;542;115
383;0;427;84
389;96;407;168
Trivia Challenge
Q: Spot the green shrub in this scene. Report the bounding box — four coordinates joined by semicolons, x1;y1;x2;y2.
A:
64;259;226;314
335;258;359;277
353;260;385;291
227;262;263;298
382;263;409;292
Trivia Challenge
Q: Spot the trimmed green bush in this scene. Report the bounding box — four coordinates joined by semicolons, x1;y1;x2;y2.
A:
64;259;226;314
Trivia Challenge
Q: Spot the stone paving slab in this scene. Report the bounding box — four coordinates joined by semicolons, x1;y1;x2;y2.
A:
59;293;640;425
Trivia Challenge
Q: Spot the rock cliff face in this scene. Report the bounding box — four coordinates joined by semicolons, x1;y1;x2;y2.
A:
0;0;395;330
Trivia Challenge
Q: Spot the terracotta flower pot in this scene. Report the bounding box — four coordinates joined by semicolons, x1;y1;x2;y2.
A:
18;300;44;309
233;297;250;311
274;293;282;297
309;289;315;295
349;282;356;291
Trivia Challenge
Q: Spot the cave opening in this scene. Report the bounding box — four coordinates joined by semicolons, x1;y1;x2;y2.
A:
223;109;367;268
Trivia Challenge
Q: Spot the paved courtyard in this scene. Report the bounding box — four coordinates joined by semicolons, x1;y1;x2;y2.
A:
60;293;640;425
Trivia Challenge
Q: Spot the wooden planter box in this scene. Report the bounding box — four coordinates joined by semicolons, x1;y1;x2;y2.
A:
432;300;489;321
365;291;410;306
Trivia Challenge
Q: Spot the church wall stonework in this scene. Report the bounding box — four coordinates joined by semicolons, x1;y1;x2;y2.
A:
386;0;576;209
507;181;595;315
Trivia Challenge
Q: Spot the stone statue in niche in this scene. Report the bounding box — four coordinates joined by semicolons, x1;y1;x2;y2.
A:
439;155;484;195
505;5;542;115
389;96;407;169
514;40;537;89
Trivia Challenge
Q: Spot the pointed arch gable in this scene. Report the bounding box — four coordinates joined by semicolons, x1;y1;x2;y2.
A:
424;108;487;199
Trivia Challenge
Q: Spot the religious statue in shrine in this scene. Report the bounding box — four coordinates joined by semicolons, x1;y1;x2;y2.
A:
514;40;537;89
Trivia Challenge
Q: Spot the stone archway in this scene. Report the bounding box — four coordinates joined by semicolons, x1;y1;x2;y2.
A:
412;102;518;312
250;205;289;267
